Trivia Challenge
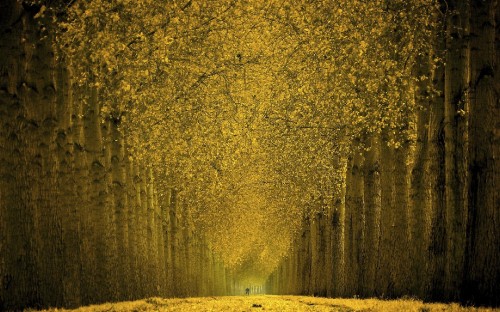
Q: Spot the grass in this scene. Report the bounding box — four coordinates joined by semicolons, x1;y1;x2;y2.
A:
33;295;500;311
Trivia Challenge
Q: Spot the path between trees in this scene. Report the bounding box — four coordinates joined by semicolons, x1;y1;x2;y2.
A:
36;295;498;311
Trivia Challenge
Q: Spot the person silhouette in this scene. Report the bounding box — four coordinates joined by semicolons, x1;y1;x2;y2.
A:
245;287;250;295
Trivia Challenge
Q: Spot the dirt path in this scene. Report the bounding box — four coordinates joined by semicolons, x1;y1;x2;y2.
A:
38;295;498;311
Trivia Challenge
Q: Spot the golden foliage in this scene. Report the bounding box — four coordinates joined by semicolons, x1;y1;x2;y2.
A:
57;0;439;280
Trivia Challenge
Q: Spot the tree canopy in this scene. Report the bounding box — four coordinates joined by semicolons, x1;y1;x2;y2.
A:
52;0;439;282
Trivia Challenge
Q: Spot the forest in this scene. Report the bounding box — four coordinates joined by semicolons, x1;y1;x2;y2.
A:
0;0;498;310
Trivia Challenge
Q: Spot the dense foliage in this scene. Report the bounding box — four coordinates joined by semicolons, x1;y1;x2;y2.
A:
55;0;438;280
1;0;498;309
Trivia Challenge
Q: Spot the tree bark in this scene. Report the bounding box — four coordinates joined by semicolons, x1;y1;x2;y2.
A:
0;2;44;308
376;132;396;298
102;118;119;300
443;0;470;301
110;118;129;300
125;152;139;299
137;164;148;296
55;62;82;308
85;87;113;303
73;85;93;305
392;143;411;296
156;186;167;296
409;50;433;299
463;0;499;306
163;189;174;295
427;41;447;301
344;150;364;297
146;167;159;295
361;135;381;297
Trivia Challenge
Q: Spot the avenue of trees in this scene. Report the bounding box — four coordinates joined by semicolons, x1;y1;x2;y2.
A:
266;0;499;306
0;0;498;310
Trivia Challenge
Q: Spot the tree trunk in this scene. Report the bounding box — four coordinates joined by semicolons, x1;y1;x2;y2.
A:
182;201;193;295
72;85;93;305
170;189;181;296
344;150;364;297
155;186;169;297
361;135;381;297
330;195;343;297
309;207;320;295
463;0;499;306
85;87;113;303
323;206;334;297
301;212;311;295
409;44;434;298
137;164;149;296
0;2;46;308
376;132;395;298
443;0;470;301
125;151;139;299
110;119;129;300
55;63;82;308
426;41;447;301
163;189;174;296
392;143;411;296
146;167;159;295
336;157;348;297
102;119;119;300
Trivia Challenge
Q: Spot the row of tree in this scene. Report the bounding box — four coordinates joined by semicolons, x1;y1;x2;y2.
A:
0;0;498;309
266;0;499;307
0;1;235;310
48;0;444;293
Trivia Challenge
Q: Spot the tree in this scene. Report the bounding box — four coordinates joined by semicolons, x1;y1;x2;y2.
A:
463;0;499;305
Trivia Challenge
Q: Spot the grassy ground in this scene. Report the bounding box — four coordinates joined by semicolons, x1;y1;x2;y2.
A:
34;295;499;311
